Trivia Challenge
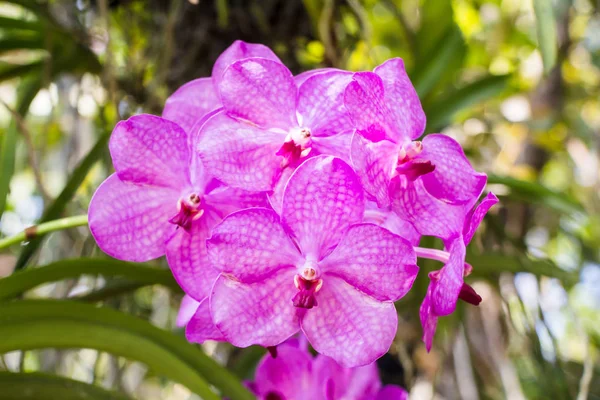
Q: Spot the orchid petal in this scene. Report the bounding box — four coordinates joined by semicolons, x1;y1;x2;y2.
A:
420;134;487;204
313;356;381;400
207;208;302;282
253;343;316;400
211;268;300;347
204;185;269;218
197;111;284;191
302;276;397;367
419;279;438;352
267;165;296;216
432;238;466;316
294;68;338;86
163;78;221;133
282;156;364;259
219;58;297;129
176;295;200;328
297;70;353;137
351;133;398;207
376;385;409;400
88;174;177;262
212;40;281;88
374;58;426;140
344;72;392;142
321;223;418;302
109;114;190;189
185;297;225;343
463;192;499;244
312;131;352;162
165;212;220;300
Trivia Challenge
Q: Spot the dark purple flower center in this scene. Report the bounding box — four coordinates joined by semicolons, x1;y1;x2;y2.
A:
395;141;435;181
292;273;323;310
276;127;312;168
265;391;285;400
169;193;204;232
458;283;482;306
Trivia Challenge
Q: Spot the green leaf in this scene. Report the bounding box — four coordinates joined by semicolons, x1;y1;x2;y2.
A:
487;174;584;215
0;61;44;83
0;300;254;400
412;27;465;98
0;16;42;31
467;252;578;287
0;258;181;301
424;74;510;133
0;74;42;223
0;371;131;400
0;35;45;55
15;129;111;270
533;0;558;73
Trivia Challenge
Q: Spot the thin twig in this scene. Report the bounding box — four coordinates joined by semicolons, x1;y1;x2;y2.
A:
0;215;88;249
0;100;51;202
381;0;418;59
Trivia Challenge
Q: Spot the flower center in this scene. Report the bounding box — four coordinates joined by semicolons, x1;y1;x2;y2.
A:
292;260;323;309
169;193;204;232
276;127;312;168
394;141;435;181
458;283;482;306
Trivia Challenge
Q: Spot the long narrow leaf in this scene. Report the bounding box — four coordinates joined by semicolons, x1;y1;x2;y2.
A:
424;75;510;133
533;0;558;73
0;75;42;223
0;258;181;301
0;371;131;400
15;129;111;270
0;16;42;31
0;300;255;400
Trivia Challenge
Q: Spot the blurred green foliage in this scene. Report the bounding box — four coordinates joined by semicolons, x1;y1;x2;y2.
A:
0;0;599;399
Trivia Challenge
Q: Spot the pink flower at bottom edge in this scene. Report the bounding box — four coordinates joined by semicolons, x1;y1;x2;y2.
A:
206;156;419;367
250;342;409;400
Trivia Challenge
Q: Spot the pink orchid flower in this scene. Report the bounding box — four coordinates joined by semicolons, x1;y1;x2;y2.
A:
195;57;355;207
344;58;486;208
88;114;266;306
390;177;498;350
162;40;281;133
205;156;419;367
249;341;408;400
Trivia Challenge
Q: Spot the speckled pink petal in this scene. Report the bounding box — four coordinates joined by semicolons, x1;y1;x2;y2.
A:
186;297;225;343
419;279;438;352
212;40;281;89
162;78;221;133
390;178;470;240
321;223;418;302
294;68;338;86
376;385;409;400
267;164;296;215
196;111;284;191
311;131;352;162
432;238;466;316
420;134;487;204
313;355;381;400
219;58;298;129
282;156;364;259
363;202;421;246
297;70;353;137
351;133;398;207
373;58;426;140
463;192;498;244
302;276;397;367
344;72;394;142
211;268;300;347
177;295;200;328
109;114;191;189
253;343;316;399
204;184;269;218
165;211;221;300
207;208;302;282
88;174;178;262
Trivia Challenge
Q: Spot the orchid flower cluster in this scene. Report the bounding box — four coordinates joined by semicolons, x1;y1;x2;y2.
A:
89;40;498;373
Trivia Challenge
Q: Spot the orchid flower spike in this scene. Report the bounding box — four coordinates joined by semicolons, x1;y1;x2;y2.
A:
249;341;409;400
88;114;266;314
195;56;355;212
344;58;486;208
206;156;419;367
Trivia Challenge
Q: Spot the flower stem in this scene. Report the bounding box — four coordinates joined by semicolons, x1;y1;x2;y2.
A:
0;215;88;250
414;247;450;264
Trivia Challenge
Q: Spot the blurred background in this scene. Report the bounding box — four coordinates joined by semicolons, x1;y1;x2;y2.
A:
0;0;599;399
